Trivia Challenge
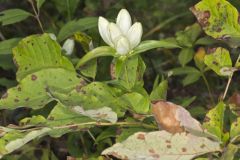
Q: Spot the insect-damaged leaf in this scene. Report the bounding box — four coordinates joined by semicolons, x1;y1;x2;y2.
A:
203;101;226;141
204;47;233;76
190;0;240;48
102;130;221;160
13;33;75;81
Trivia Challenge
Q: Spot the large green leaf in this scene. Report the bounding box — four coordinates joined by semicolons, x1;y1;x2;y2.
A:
13;34;74;81
191;0;240;48
204;47;233;76
57;17;98;41
203;101;226;141
102;131;221;160
0;9;32;26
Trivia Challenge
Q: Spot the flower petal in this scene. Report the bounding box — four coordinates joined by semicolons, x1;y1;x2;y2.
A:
109;23;122;44
127;22;143;49
98;17;114;47
115;36;130;55
62;39;75;55
116;9;132;35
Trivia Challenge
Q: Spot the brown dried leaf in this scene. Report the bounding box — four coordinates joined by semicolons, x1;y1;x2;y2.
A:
152;101;203;134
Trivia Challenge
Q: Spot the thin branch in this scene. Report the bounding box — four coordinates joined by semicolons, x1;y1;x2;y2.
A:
28;0;44;33
222;53;240;100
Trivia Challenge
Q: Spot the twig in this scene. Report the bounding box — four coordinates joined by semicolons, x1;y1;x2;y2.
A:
28;0;44;33
222;53;240;100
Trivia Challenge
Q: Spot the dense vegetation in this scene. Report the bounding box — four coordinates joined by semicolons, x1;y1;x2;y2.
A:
1;0;240;159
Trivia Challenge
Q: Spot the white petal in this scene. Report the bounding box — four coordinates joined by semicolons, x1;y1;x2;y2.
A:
98;17;114;47
62;39;75;55
109;23;122;44
115;36;130;55
116;9;132;35
127;22;143;49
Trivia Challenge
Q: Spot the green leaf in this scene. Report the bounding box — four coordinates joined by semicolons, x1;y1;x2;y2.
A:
0;9;32;26
230;117;240;140
36;0;46;10
150;79;168;101
0;54;15;70
0;127;51;158
204;47;233;76
120;92;150;114
102;131;221;160
191;0;240;48
203;101;226;141
219;144;238;160
182;73;201;86
114;56;139;89
12;34;75;81
79;59;97;79
178;48;194;67
0;78;17;88
76;46;115;68
131;40;180;56
176;23;202;47
170;66;201;86
58;17;98;41
0;38;21;55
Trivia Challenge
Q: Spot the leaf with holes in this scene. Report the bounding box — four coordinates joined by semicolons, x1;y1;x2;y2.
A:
102;130;221;160
204;47;233;76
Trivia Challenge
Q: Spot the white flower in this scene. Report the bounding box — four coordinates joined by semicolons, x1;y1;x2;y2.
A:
62;38;75;55
98;9;143;55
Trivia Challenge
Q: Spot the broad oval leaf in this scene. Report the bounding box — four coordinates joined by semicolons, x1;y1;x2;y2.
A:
102;130;221;160
13;34;75;81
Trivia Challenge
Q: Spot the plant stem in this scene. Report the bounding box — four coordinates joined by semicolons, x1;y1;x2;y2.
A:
201;73;215;105
29;0;44;33
222;53;240;100
53;121;158;130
